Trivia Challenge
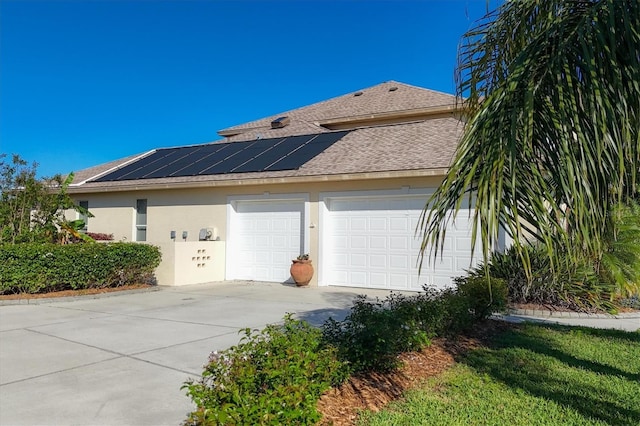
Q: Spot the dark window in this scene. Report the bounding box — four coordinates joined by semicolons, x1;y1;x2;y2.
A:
136;199;147;242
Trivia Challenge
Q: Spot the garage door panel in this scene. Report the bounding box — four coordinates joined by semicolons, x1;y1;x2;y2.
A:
370;254;387;268
390;236;408;250
370;236;387;249
351;236;367;249
351;254;367;267
389;217;409;231
333;236;348;249
272;219;289;232
456;258;474;271
351;217;367;231
350;271;367;286
271;235;287;248
432;275;453;287
272;250;291;263
455;236;473;251
370;273;388;287
389;255;409;269
333;256;348;267
229;200;304;283
370;218;388;231
441;237;453;250
255;218;270;230
389;273;410;287
426;256;453;271
323;195;481;290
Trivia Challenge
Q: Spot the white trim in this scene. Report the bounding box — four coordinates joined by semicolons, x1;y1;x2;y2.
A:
226;193;310;281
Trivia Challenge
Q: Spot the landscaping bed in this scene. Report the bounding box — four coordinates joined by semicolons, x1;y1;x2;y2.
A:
0;283;154;300
317;320;509;425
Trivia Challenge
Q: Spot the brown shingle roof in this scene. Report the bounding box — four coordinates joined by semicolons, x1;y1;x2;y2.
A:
70;81;462;191
218;80;456;142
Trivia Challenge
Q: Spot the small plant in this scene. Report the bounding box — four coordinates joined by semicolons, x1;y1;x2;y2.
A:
453;275;508;319
183;314;347;425
296;253;310;261
86;232;114;241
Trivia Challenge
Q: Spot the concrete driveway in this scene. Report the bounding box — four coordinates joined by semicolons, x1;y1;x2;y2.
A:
0;281;394;426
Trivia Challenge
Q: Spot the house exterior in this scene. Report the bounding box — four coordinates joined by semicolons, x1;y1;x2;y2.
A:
68;81;490;290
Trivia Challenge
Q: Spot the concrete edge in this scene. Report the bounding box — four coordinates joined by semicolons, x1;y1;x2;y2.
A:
506;307;640;319
0;286;162;306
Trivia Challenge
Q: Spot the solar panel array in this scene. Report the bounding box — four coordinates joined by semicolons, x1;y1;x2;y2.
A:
93;131;350;182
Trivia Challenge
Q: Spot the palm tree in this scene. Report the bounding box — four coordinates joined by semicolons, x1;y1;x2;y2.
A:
420;0;640;279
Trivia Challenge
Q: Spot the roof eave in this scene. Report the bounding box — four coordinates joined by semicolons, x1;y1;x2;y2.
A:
67;168;449;194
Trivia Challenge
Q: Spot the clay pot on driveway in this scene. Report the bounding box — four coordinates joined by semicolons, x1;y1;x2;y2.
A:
290;259;314;286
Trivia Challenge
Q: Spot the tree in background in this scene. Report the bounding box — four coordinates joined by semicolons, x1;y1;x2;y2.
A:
420;1;639;296
0;154;90;244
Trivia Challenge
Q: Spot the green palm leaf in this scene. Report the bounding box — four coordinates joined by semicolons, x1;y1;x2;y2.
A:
420;0;640;283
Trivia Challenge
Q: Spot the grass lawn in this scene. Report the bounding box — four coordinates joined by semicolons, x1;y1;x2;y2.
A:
359;323;640;425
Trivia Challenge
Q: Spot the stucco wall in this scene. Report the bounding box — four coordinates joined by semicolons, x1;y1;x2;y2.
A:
71;175;445;286
154;241;226;286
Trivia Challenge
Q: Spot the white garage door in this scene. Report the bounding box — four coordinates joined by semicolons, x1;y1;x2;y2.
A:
228;200;304;282
321;195;480;291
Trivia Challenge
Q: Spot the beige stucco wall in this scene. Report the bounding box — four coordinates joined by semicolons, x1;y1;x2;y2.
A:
71;175;445;286
154;241;226;286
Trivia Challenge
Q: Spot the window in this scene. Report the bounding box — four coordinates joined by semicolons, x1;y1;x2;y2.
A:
136;199;147;242
78;201;89;232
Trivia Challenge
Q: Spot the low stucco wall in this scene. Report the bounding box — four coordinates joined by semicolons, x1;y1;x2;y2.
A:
154;241;226;286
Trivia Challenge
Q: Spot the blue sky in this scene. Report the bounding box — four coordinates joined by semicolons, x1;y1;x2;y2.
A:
1;0;498;178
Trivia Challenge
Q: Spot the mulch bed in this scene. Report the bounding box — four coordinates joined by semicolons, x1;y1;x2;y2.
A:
317;320;511;425
0;283;153;300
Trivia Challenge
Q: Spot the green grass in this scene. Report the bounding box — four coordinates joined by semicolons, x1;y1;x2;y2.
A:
358;323;640;426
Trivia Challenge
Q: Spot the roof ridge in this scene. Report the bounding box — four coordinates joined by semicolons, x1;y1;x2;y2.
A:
218;81;455;135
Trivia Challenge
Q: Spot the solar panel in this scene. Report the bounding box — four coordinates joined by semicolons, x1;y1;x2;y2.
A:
171;143;234;176
94;150;176;182
231;136;304;173
115;148;195;181
196;142;247;175
265;131;349;171
93;131;350;182
141;146;203;179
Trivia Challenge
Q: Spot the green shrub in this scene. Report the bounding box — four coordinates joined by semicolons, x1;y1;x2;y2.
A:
468;244;620;312
323;293;433;373
0;242;161;294
453;275;508;320
183;315;347;426
599;200;640;298
321;281;500;374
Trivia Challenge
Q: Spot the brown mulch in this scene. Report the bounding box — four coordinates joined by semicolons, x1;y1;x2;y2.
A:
317;320;511;426
0;283;153;300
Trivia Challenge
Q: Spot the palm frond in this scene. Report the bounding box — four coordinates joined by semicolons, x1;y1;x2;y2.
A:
420;0;640;278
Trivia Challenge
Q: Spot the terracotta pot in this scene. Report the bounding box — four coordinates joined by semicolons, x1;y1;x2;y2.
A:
290;259;314;286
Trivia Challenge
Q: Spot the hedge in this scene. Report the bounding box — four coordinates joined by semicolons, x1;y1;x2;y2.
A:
0;242;162;294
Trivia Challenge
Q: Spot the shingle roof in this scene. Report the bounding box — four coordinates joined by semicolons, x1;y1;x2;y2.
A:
70;81;462;191
218;80;457;142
